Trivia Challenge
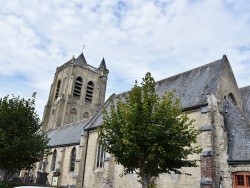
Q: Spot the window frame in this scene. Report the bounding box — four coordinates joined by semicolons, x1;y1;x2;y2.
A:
85;81;94;103
51;149;57;171
70;147;76;172
73;77;83;99
96;144;105;168
233;172;250;188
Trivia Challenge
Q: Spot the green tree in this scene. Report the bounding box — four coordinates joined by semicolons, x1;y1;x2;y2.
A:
98;73;201;188
0;93;49;180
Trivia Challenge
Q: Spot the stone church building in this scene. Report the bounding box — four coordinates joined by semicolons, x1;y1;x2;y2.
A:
33;52;250;188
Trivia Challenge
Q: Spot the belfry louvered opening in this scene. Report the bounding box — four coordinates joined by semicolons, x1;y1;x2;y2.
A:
55;80;61;100
85;81;94;102
73;77;83;99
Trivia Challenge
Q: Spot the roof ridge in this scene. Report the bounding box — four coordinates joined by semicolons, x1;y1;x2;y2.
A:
85;93;116;130
239;85;250;90
208;56;224;94
156;58;222;85
48;119;90;132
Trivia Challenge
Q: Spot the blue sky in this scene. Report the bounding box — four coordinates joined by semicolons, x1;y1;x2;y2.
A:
0;0;250;118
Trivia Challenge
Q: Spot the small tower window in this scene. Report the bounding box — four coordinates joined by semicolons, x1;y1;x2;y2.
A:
51;149;57;171
82;112;90;119
69;108;78;123
73;77;83;99
55;80;61;100
70;147;76;172
85;81;94;103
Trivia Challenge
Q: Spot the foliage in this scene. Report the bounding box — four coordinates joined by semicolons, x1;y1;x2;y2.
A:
98;73;201;188
0;93;50;180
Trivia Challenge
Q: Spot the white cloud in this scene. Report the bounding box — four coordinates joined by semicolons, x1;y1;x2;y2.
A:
0;0;250;118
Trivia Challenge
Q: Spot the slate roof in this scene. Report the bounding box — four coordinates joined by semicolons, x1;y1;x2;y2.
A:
223;97;250;163
99;58;107;69
86;57;225;130
75;52;87;65
155;58;223;109
46;119;91;147
239;86;250;122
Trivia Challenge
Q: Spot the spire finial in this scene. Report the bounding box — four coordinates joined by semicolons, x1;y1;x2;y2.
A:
82;44;85;53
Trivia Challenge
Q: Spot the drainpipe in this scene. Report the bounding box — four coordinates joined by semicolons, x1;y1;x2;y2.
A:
82;130;89;188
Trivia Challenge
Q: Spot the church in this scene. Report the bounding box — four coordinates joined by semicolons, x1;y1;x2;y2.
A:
33;52;250;188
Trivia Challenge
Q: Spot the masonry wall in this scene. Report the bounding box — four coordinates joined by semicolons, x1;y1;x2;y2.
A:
33;144;83;187
82;108;215;188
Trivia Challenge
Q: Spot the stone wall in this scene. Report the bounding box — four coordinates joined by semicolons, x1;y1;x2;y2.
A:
82;108;214;188
33;144;82;187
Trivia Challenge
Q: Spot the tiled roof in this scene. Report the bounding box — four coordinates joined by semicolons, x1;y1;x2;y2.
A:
223;97;250;162
75;53;87;65
86;57;225;130
46;119;91;147
239;86;250;122
99;58;107;69
155;58;223;108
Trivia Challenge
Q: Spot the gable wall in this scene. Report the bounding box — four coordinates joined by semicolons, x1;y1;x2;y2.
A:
215;57;242;111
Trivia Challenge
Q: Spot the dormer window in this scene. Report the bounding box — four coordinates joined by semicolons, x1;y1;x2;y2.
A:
85;81;94;103
55;80;61;100
73;77;83;99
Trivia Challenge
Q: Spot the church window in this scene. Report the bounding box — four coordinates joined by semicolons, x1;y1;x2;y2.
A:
233;172;250;188
73;77;83;99
51;149;57;171
82;112;90;119
69;108;78;123
85;81;94;103
70;147;76;172
96;144;105;168
55;80;61;100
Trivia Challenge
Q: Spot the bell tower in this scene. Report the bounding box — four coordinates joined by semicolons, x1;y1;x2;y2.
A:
42;52;109;132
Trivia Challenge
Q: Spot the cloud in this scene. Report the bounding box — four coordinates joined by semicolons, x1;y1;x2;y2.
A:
0;0;250;118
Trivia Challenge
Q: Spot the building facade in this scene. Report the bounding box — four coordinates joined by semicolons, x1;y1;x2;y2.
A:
34;53;250;188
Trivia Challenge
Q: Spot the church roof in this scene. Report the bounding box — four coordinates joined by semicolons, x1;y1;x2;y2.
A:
75;52;87;64
99;58;107;69
223;97;250;163
155;58;224;109
239;85;250;122
46;119;91;147
86;56;225;130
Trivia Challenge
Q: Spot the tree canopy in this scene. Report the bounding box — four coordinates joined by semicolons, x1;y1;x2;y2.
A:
98;73;201;188
0;93;49;180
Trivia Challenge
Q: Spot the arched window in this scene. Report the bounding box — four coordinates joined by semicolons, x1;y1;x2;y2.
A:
55;80;61;100
96;144;105;168
82;112;90;119
70;147;76;172
69;108;78;123
73;77;83;99
85;81;94;103
51;149;57;171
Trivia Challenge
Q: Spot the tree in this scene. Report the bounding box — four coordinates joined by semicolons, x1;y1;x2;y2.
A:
98;73;201;188
0;93;49;180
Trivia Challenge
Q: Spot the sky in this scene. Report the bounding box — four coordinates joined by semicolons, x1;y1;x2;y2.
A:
0;0;250;118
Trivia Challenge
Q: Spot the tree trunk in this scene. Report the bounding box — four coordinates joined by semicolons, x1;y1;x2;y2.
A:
141;173;150;188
